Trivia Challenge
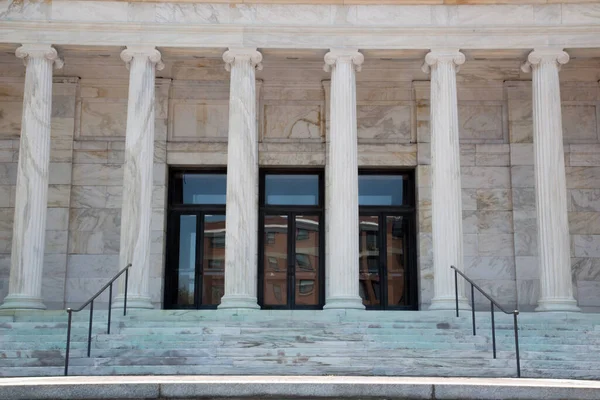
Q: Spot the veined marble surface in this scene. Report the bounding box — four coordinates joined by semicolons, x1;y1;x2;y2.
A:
1;2;600;49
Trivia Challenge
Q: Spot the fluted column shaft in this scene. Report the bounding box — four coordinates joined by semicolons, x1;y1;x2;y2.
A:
422;50;469;311
219;48;262;309
522;50;580;312
115;46;164;309
1;45;62;310
323;49;364;310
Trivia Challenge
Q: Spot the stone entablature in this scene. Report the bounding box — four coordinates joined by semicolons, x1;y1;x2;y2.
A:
16;0;600;4
2;2;600;51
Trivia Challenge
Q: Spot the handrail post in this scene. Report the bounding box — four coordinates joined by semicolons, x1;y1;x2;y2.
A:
87;300;94;358
107;283;113;335
124;267;129;316
453;266;459;317
65;309;72;376
491;301;496;359
471;283;476;336
514;311;521;378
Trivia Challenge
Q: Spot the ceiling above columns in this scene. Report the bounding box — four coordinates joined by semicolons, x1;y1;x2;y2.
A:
1;44;599;83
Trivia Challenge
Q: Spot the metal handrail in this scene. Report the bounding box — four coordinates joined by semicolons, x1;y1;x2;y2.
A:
451;265;521;378
64;263;131;376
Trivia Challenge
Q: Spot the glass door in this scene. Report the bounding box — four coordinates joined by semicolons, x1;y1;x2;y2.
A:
359;213;412;309
259;171;324;309
261;212;322;308
165;170;227;309
358;172;417;310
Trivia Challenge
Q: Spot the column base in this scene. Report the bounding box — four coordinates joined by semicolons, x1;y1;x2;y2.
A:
112;294;154;310
323;296;365;310
218;295;259;310
429;296;471;311
536;298;580;312
0;294;46;310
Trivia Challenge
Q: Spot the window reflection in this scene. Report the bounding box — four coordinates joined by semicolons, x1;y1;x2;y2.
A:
358;175;405;206
265;175;319;206
359;216;380;307
263;215;288;306
202;214;226;306
177;215;197;306
181;174;226;205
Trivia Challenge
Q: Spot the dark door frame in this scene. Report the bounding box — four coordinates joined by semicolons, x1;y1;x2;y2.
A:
164;168;226;310
358;169;418;310
258;169;325;310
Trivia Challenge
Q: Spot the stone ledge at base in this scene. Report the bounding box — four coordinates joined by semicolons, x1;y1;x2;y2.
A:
1;376;599;400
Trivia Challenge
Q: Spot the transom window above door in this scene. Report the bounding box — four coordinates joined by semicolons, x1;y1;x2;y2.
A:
171;172;227;205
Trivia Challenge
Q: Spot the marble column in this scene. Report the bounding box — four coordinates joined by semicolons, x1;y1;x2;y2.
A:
114;46;164;309
323;49;364;310
422;50;470;311
0;45;63;310
521;49;580;312
218;48;262;309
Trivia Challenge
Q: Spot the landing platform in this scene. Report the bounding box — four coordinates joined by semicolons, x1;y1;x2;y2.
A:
1;376;599;400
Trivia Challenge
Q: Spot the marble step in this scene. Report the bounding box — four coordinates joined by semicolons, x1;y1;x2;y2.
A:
0;364;517;378
0;347;502;360
110;326;600;339
3;347;598;363
83;333;600;346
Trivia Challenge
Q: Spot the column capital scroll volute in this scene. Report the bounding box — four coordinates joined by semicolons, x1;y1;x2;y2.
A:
421;49;465;74
120;46;165;71
223;48;263;72
521;49;570;73
16;44;64;69
323;49;364;73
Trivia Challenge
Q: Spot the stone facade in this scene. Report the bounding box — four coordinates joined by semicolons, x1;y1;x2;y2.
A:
0;1;599;312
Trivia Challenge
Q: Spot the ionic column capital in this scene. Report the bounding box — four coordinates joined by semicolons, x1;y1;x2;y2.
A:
323;49;364;72
521;49;569;73
421;49;465;74
223;47;263;72
120;46;164;71
16;44;63;69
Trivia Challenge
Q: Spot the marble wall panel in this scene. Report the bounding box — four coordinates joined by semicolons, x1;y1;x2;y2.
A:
462;189;477;211
259;142;325;166
358;144;416;166
458;104;505;143
171;102;229;141
573;235;600;258
570;188;600;211
567;167;600;189
263;104;323;141
562;104;598;142
357;105;411;143
476;189;512;211
0;101;22;137
80;101;127;139
461;167;510;189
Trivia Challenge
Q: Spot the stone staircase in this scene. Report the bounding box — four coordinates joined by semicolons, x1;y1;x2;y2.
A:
1;309;599;379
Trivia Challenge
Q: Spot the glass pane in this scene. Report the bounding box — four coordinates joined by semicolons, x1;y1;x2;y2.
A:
295;215;320;306
359;175;405;206
263;215;288;306
265;175;319;206
182;174;226;204
177;215;197;306
387;216;407;306
359;215;380;307
202;215;226;306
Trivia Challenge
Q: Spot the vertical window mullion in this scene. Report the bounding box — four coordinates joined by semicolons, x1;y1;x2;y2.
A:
195;213;203;309
289;212;295;309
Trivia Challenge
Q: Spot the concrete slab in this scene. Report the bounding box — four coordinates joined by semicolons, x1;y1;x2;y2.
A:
0;376;599;400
